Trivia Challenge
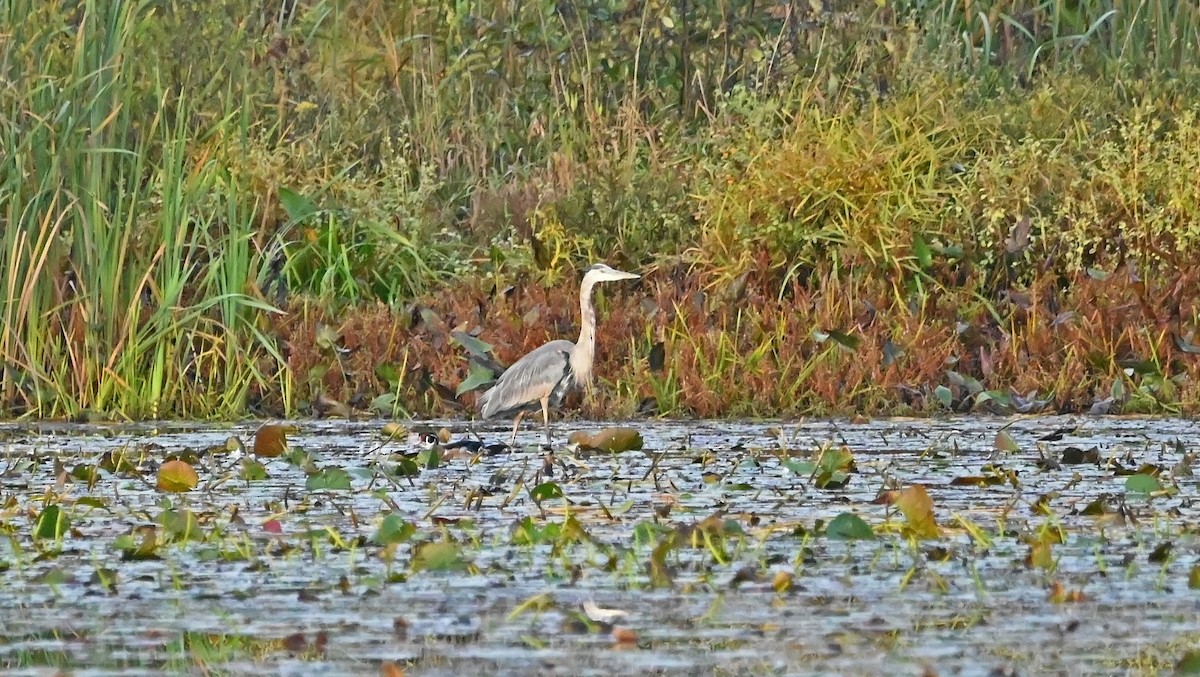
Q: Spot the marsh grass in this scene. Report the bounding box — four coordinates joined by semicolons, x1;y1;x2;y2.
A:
5;0;1200;418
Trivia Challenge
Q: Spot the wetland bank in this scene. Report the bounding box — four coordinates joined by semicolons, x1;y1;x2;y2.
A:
8;0;1200;674
0;416;1198;675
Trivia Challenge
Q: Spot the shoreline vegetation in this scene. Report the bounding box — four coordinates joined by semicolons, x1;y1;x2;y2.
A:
5;0;1200;421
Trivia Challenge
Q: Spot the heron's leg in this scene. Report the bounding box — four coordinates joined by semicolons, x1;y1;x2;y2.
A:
540;396;552;446
508;411;526;447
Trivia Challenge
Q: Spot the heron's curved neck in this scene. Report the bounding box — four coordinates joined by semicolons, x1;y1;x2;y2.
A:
572;278;598;386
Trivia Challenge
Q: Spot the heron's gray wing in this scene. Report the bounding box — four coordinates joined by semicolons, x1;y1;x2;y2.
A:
477;340;575;419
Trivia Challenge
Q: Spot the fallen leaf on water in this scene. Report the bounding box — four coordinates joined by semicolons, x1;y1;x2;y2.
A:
1060;446;1100;464
1047;580;1086;604
883;485;941;539
380;661;406;677
949;475;1005;487
611;627;638;645
381;422;407;440
254;424;293;457
568;427;644;452
771;570;794;593
994;430;1020;453
1025;536;1055;570
156;460;198;493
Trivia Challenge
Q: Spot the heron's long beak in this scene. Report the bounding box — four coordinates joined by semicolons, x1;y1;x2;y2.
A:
614;269;640;280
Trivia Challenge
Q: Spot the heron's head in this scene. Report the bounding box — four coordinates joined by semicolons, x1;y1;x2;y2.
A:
582;262;640;285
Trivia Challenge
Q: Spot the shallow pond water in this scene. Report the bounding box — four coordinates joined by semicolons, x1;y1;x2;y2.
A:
0;415;1197;676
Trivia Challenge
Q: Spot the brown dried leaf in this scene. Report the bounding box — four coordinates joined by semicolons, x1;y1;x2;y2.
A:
567;427;644;452
892;485;941;539
254;424;291;458
282;632;307;654
611;627;638;645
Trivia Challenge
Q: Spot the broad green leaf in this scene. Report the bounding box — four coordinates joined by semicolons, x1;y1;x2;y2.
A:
450;331;494;358
411;541;467;572
456;361;497;396
1125;473;1161;494
306;468;352;492
35;505;70;541
934;385;953;408
913;233;932;269
241;458;268;481
374;514;417;545
278;186;318;223
159;509;203;541
530;482;564;503
826;512;875;540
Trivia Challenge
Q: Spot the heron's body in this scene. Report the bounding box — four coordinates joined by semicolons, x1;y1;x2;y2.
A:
475;263;639;446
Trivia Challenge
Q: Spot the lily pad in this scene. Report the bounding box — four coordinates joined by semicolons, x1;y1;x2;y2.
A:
254;424;293;458
156;460;199;493
826;512;875;540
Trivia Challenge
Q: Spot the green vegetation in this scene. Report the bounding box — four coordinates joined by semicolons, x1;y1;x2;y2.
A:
5;0;1200;419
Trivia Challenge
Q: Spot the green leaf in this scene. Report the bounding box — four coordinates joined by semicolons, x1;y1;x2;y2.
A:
934;385;953;408
1177;649;1200;674
826;329;859;352
393;458;421;477
1125;473;1161;494
159;509;203;541
411;541;468;572
781;459;814;475
450;331;494;359
374;514;417;545
825;512;875;540
306;468;352;492
35;505;70;541
417;447;441;469
1111;378;1126;401
278;186;318;223
530;482;564;503
456;360;498;396
913;233;932;269
240;458;268;481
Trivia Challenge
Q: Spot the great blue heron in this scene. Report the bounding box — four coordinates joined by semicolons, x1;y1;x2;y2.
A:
476;263;640;446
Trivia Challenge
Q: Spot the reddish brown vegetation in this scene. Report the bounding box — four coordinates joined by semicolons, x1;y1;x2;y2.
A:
265;266;1200;419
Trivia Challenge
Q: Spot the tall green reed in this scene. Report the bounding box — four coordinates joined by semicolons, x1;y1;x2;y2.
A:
0;0;284;419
